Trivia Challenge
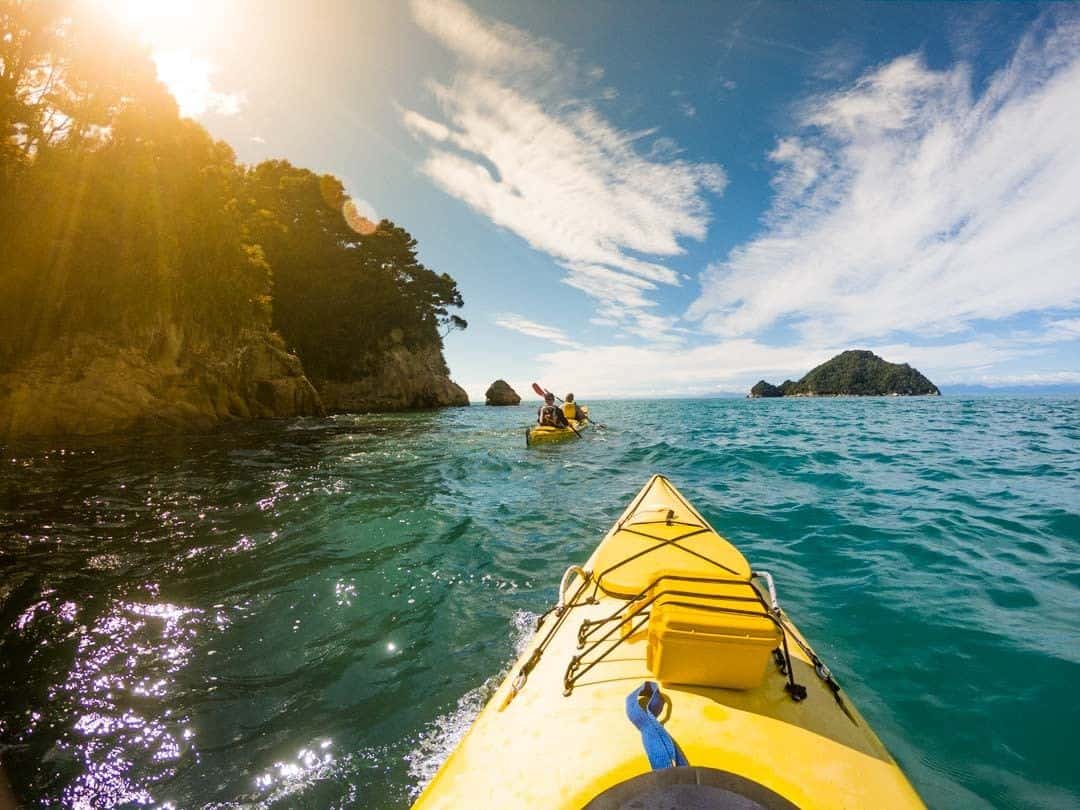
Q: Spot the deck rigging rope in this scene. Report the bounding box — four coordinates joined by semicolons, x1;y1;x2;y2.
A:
500;571;595;710
510;478;854;722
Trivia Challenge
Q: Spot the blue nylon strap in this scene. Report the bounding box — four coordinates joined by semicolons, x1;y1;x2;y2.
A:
625;681;689;770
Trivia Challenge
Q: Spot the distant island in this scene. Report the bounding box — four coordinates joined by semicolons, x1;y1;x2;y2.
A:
750;350;940;397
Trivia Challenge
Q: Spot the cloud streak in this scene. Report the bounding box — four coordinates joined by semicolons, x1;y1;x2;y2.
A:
689;14;1080;347
534;337;1041;398
493;314;574;346
404;0;725;339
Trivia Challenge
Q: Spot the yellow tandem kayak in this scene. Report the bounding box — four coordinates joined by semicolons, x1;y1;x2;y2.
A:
526;406;590;447
413;475;924;809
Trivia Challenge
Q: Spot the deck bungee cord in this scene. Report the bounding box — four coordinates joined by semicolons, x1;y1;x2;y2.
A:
565;575;808;703
502;478;854;721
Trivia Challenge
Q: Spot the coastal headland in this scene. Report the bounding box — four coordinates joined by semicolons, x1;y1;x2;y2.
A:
0;15;468;441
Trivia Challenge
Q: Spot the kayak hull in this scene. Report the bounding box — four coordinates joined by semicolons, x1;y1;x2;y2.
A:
412;475;924;809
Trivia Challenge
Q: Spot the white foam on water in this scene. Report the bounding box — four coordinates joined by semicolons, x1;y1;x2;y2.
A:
403;609;538;799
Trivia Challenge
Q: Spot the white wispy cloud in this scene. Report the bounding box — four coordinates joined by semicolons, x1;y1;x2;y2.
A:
946;371;1080;386
535;338;1032;398
153;50;244;118
409;0;553;73
1043;318;1080;340
811;40;862;82
689;13;1080;348
768;137;829;203
671;89;696;118
493;313;574;346
404;0;725;340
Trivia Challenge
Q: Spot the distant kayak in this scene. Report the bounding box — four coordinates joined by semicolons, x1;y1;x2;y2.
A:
413;475;925;809
526;405;589;446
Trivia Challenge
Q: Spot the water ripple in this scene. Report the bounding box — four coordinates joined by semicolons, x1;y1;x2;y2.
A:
1;397;1078;808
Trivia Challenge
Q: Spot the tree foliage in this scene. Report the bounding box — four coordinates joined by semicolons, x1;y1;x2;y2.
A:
0;1;465;378
244;162;466;380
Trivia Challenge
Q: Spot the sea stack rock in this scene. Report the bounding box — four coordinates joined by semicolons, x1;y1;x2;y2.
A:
485;379;521;406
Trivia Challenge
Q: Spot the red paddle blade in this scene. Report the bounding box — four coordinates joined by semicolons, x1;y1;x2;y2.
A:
531;382;547;397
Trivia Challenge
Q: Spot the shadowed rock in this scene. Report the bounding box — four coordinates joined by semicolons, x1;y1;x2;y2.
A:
316;344;469;412
485;379;521;406
750;380;783;398
0;329;323;440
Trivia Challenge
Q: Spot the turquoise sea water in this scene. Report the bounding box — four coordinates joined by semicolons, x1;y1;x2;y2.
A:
1;397;1078;808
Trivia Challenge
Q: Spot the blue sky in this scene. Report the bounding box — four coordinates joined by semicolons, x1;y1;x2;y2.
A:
105;0;1080;398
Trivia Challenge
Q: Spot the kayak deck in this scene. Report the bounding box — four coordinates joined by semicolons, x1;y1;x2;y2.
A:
413;475;924;809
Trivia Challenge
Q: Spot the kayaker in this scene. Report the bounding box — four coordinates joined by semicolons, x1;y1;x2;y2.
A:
538;392;569;427
563;393;586;422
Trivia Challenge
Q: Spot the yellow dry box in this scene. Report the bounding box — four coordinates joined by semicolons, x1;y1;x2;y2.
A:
646;594;780;689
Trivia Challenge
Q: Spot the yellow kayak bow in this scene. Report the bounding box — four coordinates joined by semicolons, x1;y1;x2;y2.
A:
413;475;924;809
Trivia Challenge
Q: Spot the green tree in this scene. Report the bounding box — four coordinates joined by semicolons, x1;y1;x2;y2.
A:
0;1;465;383
243;162;466;381
0;1;269;368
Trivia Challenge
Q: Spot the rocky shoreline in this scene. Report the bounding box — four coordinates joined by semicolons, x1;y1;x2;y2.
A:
314;344;468;413
0;330;467;441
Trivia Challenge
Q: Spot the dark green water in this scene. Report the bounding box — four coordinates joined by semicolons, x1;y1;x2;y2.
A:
1;397;1078;809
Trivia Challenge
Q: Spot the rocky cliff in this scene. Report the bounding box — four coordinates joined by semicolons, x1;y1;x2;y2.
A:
750;350;939;397
0;330;470;440
315;344;468;412
0;327;322;441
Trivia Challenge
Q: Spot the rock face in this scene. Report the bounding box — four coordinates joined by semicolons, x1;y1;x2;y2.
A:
0;328;322;440
315;344;469;412
750;380;784;398
0;329;470;439
485;379;521;406
749;350;940;397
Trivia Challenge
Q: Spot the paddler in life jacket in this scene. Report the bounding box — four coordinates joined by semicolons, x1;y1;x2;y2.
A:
537;392;569;427
563;393;586;422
